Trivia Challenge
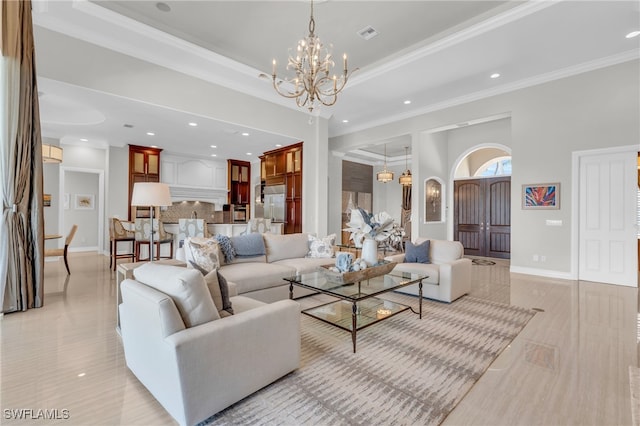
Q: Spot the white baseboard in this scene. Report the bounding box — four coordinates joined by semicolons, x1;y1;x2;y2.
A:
509;265;575;280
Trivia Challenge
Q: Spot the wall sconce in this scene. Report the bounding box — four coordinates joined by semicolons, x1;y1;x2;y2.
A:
429;186;440;212
425;178;442;222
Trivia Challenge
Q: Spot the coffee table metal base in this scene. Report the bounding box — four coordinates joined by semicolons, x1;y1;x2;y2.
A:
292;281;423;353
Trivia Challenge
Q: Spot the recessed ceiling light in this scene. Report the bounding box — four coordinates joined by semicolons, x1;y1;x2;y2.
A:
210;145;217;148
626;30;640;39
188;122;198;127
151;145;158;148
342;119;349;123
156;2;171;12
80;138;88;142
275;144;282;147
403;100;411;105
211;154;217;157
490;73;501;79
246;152;252;156
241;132;250;136
77;373;86;378
146;132;155;136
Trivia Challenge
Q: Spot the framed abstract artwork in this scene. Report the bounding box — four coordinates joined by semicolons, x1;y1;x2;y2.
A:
75;194;95;210
522;183;560;209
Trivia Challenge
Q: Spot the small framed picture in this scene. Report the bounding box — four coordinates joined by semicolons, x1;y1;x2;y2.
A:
43;194;51;207
522;183;560;210
75;194;95;210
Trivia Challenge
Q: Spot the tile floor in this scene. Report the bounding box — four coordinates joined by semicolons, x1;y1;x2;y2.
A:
1;253;638;425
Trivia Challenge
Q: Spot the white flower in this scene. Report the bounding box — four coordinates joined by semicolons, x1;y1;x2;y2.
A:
343;208;404;246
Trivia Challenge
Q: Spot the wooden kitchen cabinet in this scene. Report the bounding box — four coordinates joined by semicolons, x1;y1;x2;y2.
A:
128;144;162;220
263;142;303;233
264;151;286;179
227;159;251;205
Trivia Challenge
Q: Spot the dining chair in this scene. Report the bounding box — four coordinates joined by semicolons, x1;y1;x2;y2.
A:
109;218;136;270
134;219;174;261
44;224;78;275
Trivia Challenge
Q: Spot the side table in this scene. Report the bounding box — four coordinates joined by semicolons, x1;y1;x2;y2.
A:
116;259;186;334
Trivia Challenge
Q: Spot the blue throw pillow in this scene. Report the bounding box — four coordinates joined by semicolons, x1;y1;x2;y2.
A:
230;233;265;257
404;240;431;264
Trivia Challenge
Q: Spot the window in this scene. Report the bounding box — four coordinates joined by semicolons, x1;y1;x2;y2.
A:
475;157;512;177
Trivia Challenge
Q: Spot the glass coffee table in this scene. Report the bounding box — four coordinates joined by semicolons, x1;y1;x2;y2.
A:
284;270;427;353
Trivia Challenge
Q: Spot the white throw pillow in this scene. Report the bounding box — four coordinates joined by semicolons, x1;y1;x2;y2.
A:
308;233;336;258
133;263;220;328
263;232;309;263
183;237;221;273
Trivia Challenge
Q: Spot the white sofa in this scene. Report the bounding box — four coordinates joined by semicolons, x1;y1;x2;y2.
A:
119;264;300;426
215;233;335;303
384;238;471;303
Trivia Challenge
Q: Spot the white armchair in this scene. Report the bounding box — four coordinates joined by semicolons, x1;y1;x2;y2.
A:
385;238;471;303
119;272;300;426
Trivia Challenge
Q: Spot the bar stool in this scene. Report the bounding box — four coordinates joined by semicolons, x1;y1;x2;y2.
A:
134;219;174;261
109;218;136;270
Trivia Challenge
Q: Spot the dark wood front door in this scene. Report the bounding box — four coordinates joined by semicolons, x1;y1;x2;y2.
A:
454;177;511;259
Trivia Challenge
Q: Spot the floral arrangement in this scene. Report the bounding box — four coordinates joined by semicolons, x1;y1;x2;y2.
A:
344;208;405;249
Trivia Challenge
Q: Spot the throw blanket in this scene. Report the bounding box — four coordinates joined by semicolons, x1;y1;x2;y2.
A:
231;233;265;257
214;234;235;263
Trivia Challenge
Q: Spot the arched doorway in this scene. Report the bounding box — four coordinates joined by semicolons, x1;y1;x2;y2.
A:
452;146;511;259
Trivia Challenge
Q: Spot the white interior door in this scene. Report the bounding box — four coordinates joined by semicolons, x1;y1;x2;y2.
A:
579;150;637;286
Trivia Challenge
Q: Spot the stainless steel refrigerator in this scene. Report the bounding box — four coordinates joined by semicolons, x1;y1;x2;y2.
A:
263;185;285;222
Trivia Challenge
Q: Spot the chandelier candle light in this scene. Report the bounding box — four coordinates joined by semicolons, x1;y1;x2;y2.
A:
269;0;356;113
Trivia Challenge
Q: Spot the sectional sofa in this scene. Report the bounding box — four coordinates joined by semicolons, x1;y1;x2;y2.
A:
183;232;336;303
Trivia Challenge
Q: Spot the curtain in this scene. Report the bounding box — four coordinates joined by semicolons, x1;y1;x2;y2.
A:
401;185;411;241
0;0;45;313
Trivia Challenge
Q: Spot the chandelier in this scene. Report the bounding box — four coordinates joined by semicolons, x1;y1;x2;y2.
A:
399;146;412;186
376;144;394;183
269;0;356;113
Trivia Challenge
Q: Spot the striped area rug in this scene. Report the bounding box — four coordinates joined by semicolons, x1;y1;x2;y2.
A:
203;294;534;426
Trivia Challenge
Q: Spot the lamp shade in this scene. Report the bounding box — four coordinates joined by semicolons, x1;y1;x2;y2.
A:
376;170;394;183
42;144;63;163
399;170;412;186
131;182;172;207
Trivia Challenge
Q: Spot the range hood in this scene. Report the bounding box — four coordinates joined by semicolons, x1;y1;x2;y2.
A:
168;185;227;207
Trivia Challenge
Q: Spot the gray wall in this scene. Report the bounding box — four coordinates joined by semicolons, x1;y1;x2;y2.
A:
330;60;640;277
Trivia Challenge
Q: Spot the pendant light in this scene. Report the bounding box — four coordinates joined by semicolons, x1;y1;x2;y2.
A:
376;144;393;183
399;146;412;186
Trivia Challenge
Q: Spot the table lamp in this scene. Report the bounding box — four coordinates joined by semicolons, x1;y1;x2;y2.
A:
130;182;172;262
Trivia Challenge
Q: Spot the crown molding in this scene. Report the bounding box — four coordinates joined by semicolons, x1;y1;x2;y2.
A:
349;0;557;87
335;50;639;138
33;0;334;119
